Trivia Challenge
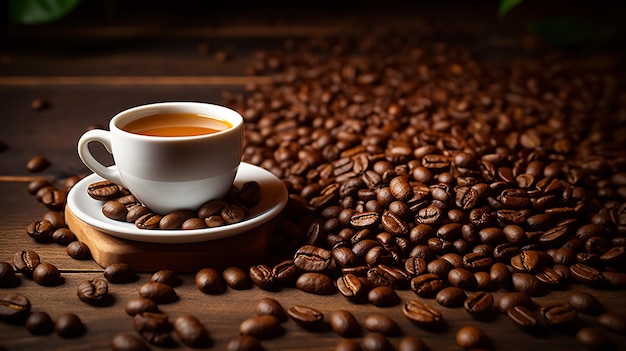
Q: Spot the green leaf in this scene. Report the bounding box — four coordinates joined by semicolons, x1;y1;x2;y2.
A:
10;0;82;25
530;16;608;48
498;0;523;18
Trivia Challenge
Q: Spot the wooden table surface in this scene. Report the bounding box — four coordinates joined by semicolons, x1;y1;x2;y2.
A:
1;2;626;350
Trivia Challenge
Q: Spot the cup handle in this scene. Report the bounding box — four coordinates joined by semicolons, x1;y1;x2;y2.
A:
77;129;126;187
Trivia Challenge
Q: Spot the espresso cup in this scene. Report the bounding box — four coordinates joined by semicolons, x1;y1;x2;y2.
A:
78;102;244;214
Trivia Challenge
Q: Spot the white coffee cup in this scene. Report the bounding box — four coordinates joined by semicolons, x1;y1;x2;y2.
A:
77;102;244;214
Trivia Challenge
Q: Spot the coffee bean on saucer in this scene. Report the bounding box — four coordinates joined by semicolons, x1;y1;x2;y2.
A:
102;200;128;221
135;213;162;230
87;180;124;201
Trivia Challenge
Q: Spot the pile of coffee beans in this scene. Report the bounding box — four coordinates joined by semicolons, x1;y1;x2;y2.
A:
88;180;261;230
11;28;626;350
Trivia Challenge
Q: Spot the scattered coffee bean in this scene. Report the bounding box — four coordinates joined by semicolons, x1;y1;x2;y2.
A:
456;326;488;349
55;312;85;338
151;269;181;287
464;291;494;316
32;262;62;286
255;297;287;322
25;311;54;335
597;312;626;334
540;302;577;327
363;314;399;336
124;296;160;316
139;282;178;304
42;210;66;229
402;300;442;328
398;336;429;351
13;250;40;277
239;315;283;339
287;305;324;330
496;292;535;313
568;291;604;315
335;339;363;351
330;309;361;337
66;241;92;260
173;314;211;348
195;267;226;294
361;332;393;351
26;220;54;242
26;155;50;172
133;312;174;346
111;332;151;351
77;278;110;305
104;263;137;283
576;327;612;350
367;285;400;307
223;267;252;290
0;292;31;321
226;335;264;351
436;286;467;308
296;272;336;295
0;262;17;287
52;227;76;245
31;97;50;110
507;305;542;334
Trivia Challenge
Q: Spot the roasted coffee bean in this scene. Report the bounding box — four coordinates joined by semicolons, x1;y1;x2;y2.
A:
576;327;612;351
55;312;85;338
510;251;540;272
0;262;17;288
496;292;535;313
288;305;324;330
410;273;444;298
455;326;488;349
427;258;453;278
198;199;227;219
127;205;151;223
368;285;400;307
125;296;160;316
296;272;336;295
139;282;178;304
462;252;493;272
135;213;162;230
0;292;31;321
27;179;52;195
507;305;541;334
42;211;66;229
222;267;252;290
151;269;181;287
111;332;151;351
363;314;399;336
570;263;605;287
381;210;409;236
26;220;53;242
159;210;196;229
26;155;49;172
42;190;66;211
66;241;91;260
77;278;109;305
464;291;494;316
195;268;226;294
255;297;287;322
272;260;299;286
600;246;626;266
104;263;137;283
597;312;626;334
337;273;366;302
448;267;477;290
512;273;546;296
226;335;263;351
602;271;626;289
350;211;381;229
330;309;361;337
333;246;359;268
87;180;124;201
173;314;211;348
404;257;428;276
102;200;129;221
294;245;332;272
541;303;577;326
51;228;76;245
402;300;442;327
249;264;279;291
222;204;248;224
33;262;62;286
398;336;429;351
13;250;40;277
436;286;467;308
133;312;174;346
568;291;604;315
25;311;54;335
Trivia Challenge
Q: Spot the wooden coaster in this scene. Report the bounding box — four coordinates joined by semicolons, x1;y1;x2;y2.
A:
65;207;271;272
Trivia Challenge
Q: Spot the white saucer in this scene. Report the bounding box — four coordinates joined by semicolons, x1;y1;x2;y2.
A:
66;162;288;244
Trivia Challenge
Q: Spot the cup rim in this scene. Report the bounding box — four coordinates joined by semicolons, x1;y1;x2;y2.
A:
109;101;243;140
